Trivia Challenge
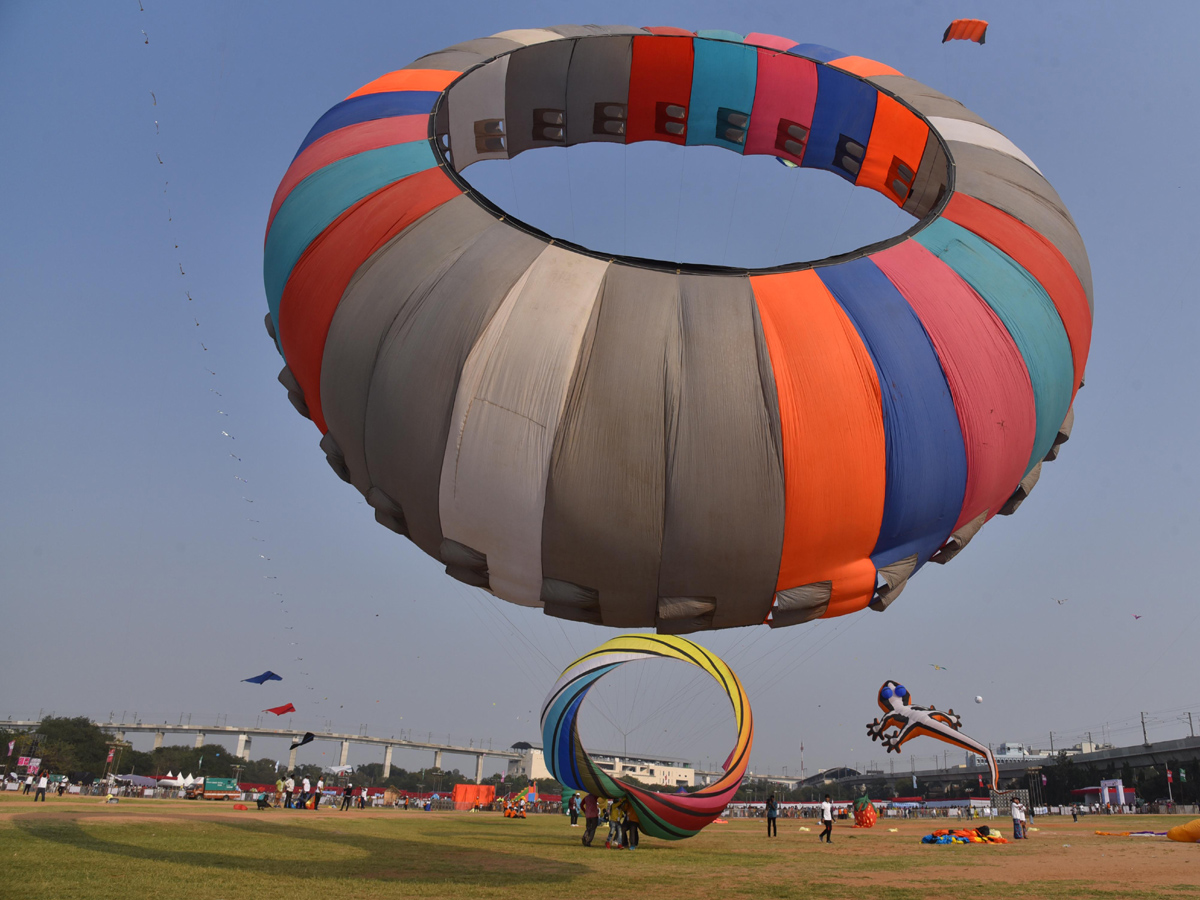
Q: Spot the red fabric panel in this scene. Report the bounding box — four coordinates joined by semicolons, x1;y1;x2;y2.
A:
871;240;1037;530
943;192;1091;395
744;33;798;52
627;36;694;145
641;26;694;36
745;50;817;162
266;116;430;242
277;168;461;432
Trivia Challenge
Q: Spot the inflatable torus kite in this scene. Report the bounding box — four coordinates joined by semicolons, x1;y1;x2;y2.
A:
541;634;752;840
263;27;1091;634
866;680;999;789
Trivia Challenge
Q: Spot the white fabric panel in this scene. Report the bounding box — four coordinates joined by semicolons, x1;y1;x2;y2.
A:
491;28;564;46
927;116;1042;176
447;55;510;171
439;246;609;606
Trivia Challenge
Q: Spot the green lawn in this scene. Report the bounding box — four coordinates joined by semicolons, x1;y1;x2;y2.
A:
3;797;1197;900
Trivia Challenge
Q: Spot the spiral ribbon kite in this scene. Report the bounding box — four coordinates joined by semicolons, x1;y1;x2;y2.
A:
540;634;752;840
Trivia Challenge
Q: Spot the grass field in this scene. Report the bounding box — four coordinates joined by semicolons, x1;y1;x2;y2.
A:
2;794;1197;900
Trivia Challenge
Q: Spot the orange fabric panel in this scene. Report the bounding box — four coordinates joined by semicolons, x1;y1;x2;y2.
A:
828;56;903;78
858;94;930;206
750;270;885;617
641;26;695;36
943;192;1092;395
345;69;460;100
627;36;694;145
278;168;461;432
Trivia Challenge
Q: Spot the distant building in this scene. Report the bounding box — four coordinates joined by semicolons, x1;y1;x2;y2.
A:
507;742;694;788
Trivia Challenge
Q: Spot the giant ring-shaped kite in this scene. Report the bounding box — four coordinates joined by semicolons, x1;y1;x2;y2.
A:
540;634;752;840
264;27;1092;635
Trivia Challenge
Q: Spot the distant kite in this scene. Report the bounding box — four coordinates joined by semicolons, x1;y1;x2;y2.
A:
930;664;948;671
242;670;282;684
1133;614;1143;620
264;703;295;716
943;18;988;44
290;732;315;750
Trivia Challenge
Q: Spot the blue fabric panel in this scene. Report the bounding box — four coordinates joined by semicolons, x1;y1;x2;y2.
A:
817;258;967;569
263;141;437;337
696;29;745;42
803;66;877;182
541;664;616;789
915;219;1074;475
294;91;440;159
789;43;846;63
686;39;758;152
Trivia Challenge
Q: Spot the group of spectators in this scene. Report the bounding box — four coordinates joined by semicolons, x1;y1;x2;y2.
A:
9;771;67;801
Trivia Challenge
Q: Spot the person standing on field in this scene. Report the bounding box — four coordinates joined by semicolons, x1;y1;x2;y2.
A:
34;772;49;802
341;783;354;811
820;795;834;843
284;775;295;808
767;793;779;837
582;794;600;846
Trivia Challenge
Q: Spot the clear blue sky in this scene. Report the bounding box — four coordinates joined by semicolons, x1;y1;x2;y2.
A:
3;0;1198;778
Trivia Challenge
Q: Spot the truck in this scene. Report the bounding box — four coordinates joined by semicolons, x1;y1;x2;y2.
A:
185;777;241;801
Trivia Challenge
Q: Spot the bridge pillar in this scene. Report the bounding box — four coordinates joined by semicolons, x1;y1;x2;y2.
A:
475;755;484;784
433;750;443;770
236;733;252;760
383;746;393;779
287;745;297;772
339;740;350;767
115;731;125;743
194;732;205;749
153;732;164;750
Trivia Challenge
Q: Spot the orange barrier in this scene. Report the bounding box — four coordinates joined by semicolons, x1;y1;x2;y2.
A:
451;784;496;810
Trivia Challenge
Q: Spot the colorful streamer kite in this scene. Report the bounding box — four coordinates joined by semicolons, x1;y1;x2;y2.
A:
540;634;752;841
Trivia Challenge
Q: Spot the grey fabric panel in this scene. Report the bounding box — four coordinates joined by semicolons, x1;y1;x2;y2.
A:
868;75;993;129
657;274;785;629
929;508;987;565
446;55;510;171
999;460;1042;516
359;222;547;558
903;130;949;219
548;24;646;38
319;196;495;496
950;143;1094;310
404;38;523;73
768;582;831;629
565;36;633;146
505;39;576;157
750;297;784;474
869;553;918;611
541;265;681;628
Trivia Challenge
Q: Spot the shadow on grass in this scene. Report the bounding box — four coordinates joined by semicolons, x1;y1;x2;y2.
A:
14;813;587;885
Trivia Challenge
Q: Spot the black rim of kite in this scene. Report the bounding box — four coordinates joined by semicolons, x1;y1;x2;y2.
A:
427;33;958;277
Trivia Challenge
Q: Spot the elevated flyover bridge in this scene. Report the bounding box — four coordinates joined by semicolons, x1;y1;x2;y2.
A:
0;720;521;783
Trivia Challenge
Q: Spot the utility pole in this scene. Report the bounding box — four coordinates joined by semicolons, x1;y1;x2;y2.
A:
1141;712;1150;746
1049;732;1054;752
1188;713;1195;739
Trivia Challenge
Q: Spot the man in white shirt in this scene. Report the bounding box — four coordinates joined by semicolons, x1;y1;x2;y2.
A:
301;776;311;807
314;778;324;809
1012;800;1024;839
820;795;834;843
285;775;295;808
34;773;49;802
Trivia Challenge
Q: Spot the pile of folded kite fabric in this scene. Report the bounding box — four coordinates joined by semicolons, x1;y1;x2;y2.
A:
1095;830;1167;837
922;826;1009;844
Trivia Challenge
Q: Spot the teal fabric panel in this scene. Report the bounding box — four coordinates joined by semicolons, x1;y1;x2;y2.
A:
686;39;758;152
695;29;744;42
915;219;1073;474
263;141;437;330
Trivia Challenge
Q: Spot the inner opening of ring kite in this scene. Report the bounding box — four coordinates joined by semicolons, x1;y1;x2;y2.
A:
434;36;928;270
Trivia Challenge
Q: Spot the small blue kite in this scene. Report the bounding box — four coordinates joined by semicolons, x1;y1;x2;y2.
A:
242;670;282;684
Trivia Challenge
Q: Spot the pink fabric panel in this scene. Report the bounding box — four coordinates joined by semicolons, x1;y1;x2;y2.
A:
266;115;430;239
744;33;799;52
745;50;818;162
871;240;1038;530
